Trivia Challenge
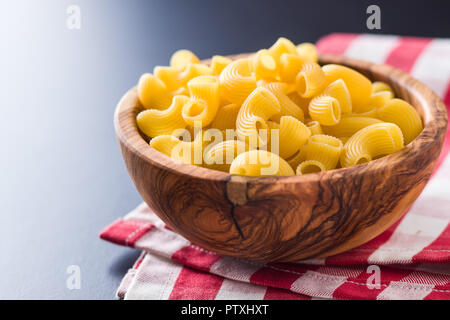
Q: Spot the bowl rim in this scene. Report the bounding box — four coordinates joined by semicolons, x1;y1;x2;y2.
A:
114;53;448;183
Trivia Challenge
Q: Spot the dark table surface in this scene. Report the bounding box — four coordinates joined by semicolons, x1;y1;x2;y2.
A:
1;0;449;299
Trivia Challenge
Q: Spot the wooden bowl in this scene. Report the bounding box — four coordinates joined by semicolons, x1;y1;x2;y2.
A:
114;54;448;262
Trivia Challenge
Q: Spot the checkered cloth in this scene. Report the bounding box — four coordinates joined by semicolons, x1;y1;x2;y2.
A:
101;33;450;300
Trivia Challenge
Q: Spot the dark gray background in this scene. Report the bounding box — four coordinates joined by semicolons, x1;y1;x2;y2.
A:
1;0;449;299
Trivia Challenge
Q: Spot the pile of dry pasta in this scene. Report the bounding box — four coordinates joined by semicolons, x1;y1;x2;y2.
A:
136;37;423;176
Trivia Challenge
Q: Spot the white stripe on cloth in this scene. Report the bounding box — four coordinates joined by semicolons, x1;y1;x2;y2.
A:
290;271;347;298
410;38;450;98
134;226;190;257
210;257;263;282
411;155;450;219
377;273;436;300
124;254;183;300
344;34;399;64
215;278;267;300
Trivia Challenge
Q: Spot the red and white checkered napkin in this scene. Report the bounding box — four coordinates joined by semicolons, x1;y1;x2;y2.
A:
101;34;450;300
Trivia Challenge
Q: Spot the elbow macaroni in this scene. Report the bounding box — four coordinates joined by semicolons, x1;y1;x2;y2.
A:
135;37;423;176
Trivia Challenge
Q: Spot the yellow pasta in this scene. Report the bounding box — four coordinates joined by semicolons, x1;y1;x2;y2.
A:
295;62;326;98
308;95;341;126
136;95;189;138
210;55;232;75
182;75;220;127
252;49;278;81
296;42;318;63
322;64;372;110
376;98;423;144
136;38;423;176
340;123;404;167
322;79;352;114
219;58;257;105
268;37;298;65
170;50;200;69
154;63;213;92
150;131;205;165
287;92;310;115
286;145;308;170
203;140;251;172
278;116;311;159
322;116;383;138
305;134;343;170
137;73;173;110
236;87;281;147
259;82;304;122
279;53;304;82
230;150;294;176
210;103;240;130
306;120;323;135
372;81;393;94
368;90;393;109
296;160;326;175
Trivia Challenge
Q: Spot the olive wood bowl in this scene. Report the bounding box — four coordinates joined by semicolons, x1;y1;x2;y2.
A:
114;53;448;262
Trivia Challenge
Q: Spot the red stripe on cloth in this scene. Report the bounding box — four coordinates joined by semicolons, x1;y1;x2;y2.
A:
412;223;450;263
424;282;450;300
169;266;223;300
264;287;311;300
384;37;432;73
250;263;319;290
171;246;221;272
99;219;153;247
316;33;360;55
325;218;405;265
332;266;412;300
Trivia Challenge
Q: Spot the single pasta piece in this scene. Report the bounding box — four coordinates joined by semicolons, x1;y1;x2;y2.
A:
376;98;423;144
236;87;281;147
252;49;278;81
219;58;257;105
182;75;220;127
306;120;323;135
308;95;341;126
150;132;205;165
372;81;393;94
296;42;318;63
322;64;372;110
203;140;251;172
295;62;326;98
322;79;352;114
210;103;240;130
137;95;189;138
278;116;311;159
268;37;298;65
368;90;393;109
211;55;232;75
296;160;326;175
259;82;304;122
230;150;294;176
340;122;404;167
279;53;304;82
170;50;200;69
286;145;308;170
322;116;383;138
305;134;343;170
154;63;213;91
137;73;172;110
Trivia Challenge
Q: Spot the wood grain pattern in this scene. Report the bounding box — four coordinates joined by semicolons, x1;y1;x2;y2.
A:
114;54;448;262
